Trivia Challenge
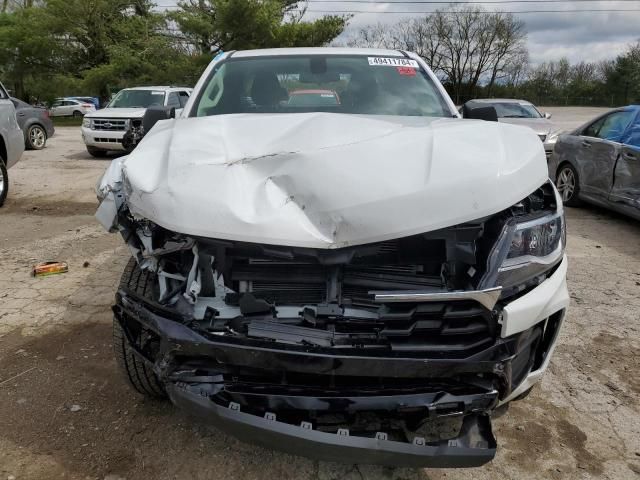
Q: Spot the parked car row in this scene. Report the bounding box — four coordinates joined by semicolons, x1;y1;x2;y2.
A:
461;98;640;220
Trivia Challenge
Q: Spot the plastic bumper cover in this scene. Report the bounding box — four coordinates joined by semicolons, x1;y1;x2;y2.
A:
113;288;567;467
81;126;126;150
167;383;497;468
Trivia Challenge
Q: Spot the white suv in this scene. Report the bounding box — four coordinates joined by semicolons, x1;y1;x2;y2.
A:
81;86;192;157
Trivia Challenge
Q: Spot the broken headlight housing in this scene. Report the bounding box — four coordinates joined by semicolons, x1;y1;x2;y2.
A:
496;211;565;289
480;184;566;293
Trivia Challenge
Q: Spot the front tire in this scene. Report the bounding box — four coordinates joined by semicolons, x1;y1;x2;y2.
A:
0;159;8;207
26;124;47;150
555;163;581;207
73;110;83;118
113;258;167;399
86;146;108;158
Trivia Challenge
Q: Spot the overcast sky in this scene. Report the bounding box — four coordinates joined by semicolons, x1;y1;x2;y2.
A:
159;1;640;64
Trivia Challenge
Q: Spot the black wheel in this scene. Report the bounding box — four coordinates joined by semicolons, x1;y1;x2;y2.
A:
72;110;83;118
0;159;7;208
86;146;108;158
113;258;167;399
555;163;582;207
26;124;47;150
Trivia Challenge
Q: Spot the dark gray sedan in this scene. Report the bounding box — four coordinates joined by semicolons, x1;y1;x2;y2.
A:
549;105;640;220
11;97;55;149
462;99;561;158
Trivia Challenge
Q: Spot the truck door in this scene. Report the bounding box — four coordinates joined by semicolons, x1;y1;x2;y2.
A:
580;110;634;201
610;111;640;215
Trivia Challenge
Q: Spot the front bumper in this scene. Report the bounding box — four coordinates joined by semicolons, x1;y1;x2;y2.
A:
168;383;497;467
81;126;126;151
114;257;568;467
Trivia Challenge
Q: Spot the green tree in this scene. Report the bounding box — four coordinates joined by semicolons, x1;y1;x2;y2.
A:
0;0;347;102
0;0;193;101
0;6;61;98
604;41;640;104
170;0;347;57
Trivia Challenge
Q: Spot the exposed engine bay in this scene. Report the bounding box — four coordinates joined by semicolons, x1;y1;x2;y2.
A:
105;180;565;467
117;182;559;341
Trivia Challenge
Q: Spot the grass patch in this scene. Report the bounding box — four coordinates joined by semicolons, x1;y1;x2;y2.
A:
52;116;83;127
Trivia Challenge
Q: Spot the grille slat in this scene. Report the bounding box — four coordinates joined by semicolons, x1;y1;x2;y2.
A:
92;118;129;131
220;235;496;356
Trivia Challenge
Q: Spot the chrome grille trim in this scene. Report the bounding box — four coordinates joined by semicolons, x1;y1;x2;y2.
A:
92;118;129;131
369;287;502;310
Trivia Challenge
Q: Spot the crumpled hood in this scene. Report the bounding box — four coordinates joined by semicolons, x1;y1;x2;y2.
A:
86;107;146;119
112;112;547;248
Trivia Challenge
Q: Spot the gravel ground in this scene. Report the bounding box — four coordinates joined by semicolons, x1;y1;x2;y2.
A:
1;108;639;480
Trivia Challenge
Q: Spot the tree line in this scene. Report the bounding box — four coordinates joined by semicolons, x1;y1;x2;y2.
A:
0;0;347;102
346;6;640;106
1;2;638;107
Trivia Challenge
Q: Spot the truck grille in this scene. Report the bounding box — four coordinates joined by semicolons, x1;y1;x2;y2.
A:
207;232;498;356
228;260;443;308
92;118;129;131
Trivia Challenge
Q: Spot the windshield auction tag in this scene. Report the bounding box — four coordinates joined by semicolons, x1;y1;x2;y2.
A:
368;57;419;68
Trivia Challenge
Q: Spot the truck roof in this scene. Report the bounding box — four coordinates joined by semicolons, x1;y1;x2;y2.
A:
232;47;408;58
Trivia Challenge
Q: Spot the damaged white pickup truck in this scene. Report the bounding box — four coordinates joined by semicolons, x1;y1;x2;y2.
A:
96;48;569;468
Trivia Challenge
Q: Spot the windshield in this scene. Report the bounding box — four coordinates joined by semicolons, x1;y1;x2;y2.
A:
491;102;542;119
108;89;166;108
192;55;451;117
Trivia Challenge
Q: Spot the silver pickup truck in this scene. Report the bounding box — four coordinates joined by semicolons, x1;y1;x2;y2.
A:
0;81;25;206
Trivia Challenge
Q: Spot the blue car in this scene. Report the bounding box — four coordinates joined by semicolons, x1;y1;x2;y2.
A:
549;105;640;220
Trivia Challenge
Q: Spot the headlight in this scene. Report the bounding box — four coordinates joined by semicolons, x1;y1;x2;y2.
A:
496;211;565;289
546;130;562;144
82;118;92;128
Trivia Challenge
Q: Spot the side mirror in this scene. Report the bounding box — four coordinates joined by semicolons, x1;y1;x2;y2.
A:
142;105;175;133
544;112;552;119
462;105;498;122
122;106;176;152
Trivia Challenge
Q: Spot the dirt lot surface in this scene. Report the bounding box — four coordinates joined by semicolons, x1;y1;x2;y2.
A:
1;108;639;480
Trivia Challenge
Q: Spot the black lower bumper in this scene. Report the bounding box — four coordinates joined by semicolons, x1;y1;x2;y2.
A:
114;290;561;467
167;383;496;468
